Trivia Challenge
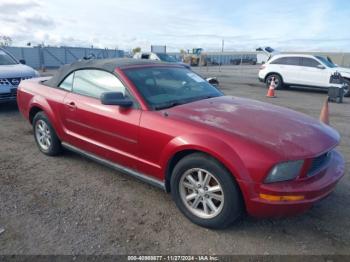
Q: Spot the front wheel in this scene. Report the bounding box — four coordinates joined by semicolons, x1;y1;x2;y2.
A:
266;74;284;90
170;153;243;229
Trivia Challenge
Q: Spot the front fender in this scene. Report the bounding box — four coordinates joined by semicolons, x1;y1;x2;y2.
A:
340;72;350;79
159;133;251;183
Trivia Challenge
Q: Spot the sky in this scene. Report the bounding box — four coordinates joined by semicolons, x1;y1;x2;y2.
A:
1;0;349;52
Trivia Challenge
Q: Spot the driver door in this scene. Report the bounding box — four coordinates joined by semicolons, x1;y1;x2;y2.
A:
60;69;141;169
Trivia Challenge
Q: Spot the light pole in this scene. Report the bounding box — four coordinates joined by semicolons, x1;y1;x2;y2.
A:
219;39;224;72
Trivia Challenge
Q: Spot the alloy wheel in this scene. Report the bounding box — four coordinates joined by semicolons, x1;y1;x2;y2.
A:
35;119;52;151
179;168;224;219
267;75;279;87
343;80;350;97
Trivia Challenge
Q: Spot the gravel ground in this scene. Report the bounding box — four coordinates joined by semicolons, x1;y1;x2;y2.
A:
0;65;349;255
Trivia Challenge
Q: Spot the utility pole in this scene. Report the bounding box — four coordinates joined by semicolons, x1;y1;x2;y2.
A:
220;39;224;72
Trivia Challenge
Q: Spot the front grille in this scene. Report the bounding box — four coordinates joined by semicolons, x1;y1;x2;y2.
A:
0;76;32;86
307;152;331;177
0;89;17;100
0;79;11;85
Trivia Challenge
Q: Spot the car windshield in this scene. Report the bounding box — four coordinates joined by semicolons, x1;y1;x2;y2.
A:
123;67;222;110
0;50;17;65
265;47;275;53
156;53;178;62
315;56;337;68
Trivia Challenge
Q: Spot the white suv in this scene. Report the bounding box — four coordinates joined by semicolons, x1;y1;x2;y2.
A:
258;54;350;97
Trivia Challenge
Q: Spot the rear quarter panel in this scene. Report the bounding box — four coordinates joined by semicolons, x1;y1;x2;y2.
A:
17;78;68;140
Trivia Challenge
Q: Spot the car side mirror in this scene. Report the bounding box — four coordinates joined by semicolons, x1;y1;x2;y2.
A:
206;77;219;87
100;92;133;107
19;59;26;64
317;64;325;69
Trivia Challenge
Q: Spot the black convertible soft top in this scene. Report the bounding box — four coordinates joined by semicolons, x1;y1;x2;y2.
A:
44;58;172;87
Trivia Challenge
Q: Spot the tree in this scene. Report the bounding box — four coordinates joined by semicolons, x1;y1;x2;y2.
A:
132;47;141;54
0;35;12;47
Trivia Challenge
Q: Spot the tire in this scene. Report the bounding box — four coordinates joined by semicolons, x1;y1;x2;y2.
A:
343;79;350;97
33;111;62;156
266;74;284;90
170;153;243;229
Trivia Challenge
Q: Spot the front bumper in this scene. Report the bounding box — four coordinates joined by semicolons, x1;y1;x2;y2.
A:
240;150;345;218
0;86;17;103
0;76;33;103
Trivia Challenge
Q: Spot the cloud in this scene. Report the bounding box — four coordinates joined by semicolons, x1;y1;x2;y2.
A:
0;0;56;45
1;0;349;51
0;0;40;13
24;16;55;28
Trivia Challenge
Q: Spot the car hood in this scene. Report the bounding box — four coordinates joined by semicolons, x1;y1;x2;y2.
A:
166;96;339;159
334;67;350;75
0;64;37;78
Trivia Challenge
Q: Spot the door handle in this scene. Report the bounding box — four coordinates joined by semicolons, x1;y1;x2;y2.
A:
66;101;77;110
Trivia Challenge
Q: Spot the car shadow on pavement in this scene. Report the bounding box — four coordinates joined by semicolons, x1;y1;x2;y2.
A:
283;86;350;104
0;102;19;113
285;86;328;94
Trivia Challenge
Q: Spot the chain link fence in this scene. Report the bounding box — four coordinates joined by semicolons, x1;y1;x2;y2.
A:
4;46;350;69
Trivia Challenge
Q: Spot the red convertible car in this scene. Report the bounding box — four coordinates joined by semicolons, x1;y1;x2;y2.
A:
17;58;344;229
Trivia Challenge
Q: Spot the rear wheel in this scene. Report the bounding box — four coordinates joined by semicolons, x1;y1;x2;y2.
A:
170;153;243;229
33;112;62;156
266;74;283;90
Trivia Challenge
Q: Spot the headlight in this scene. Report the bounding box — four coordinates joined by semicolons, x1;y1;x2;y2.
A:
264;160;304;183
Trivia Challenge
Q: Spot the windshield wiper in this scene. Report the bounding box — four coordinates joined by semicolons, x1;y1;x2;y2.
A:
188;94;218;103
154;95;219;110
154;101;183;110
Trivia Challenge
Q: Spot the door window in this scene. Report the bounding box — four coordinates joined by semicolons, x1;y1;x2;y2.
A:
59;72;74;91
271;57;300;66
72;70;126;99
141;54;150;59
301;58;321;68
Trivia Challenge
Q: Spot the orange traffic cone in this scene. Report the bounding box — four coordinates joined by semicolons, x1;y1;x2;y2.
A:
266;77;276;98
319;97;330;125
